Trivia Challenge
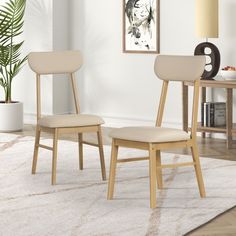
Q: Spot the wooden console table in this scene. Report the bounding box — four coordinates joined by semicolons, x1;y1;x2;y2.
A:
182;80;236;148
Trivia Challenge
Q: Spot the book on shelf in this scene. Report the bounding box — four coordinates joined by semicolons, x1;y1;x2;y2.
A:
201;102;226;127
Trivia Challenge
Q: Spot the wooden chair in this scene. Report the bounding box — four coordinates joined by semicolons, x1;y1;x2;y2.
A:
107;55;206;208
28;51;106;185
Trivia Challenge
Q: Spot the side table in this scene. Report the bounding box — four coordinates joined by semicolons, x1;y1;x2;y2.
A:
182;79;236;148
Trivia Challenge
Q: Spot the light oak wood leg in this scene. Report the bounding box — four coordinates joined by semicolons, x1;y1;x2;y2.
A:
52;128;59;185
32;125;41;174
78;133;83;170
156;150;163;189
97;126;106;180
149;145;157;209
191;143;206;198
182;83;188;132
107;139;118;200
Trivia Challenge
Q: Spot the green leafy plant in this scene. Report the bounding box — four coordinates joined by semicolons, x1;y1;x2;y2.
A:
0;0;27;103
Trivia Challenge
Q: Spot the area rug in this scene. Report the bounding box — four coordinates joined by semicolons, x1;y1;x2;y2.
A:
0;133;236;236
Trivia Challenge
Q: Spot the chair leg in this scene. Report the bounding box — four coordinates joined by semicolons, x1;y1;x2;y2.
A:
149;145;157;208
52;128;59;185
32;125;41;174
156;150;163;189
97;126;106;180
191;143;206;198
78;133;83;170
107;139;118;200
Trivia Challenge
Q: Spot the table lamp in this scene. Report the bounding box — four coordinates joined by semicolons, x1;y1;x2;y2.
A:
194;0;220;80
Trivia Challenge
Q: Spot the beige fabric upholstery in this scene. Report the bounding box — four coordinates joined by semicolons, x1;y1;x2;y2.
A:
28;51;83;74
109;126;190;143
38;114;104;128
154;55;206;81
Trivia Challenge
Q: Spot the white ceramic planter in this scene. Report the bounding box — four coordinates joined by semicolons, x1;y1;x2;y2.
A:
0;102;23;132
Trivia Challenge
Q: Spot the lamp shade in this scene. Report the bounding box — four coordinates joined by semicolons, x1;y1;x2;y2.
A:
195;0;218;38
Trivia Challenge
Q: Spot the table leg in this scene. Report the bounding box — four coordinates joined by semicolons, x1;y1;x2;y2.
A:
201;87;206;138
226;88;233;149
182;83;188;132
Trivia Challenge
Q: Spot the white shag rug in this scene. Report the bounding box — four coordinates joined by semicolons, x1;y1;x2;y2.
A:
0;133;236;236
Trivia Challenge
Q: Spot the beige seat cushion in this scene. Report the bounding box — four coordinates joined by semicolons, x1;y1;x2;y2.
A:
38;114;104;128
109;126;190;143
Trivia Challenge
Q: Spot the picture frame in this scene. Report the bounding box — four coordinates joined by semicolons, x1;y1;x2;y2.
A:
123;0;160;54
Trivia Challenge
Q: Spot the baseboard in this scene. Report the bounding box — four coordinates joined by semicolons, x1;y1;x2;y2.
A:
24;113;37;125
24;112;70;125
24;113;228;140
102;115;181;128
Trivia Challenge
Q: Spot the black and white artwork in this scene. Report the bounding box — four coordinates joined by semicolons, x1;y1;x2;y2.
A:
123;0;159;53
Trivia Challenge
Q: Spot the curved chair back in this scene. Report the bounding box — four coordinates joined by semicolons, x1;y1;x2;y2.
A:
28;51;83;75
154;55;205;139
154;55;205;81
28;51;83;119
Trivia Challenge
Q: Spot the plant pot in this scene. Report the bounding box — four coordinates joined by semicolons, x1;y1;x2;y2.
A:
0;101;23;132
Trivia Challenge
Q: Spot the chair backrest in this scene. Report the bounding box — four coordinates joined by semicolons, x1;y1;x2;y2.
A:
154;55;206;139
154;55;205;82
28;51;83;120
28;51;83;74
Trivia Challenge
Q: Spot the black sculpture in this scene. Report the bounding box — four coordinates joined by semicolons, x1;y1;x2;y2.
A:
194;42;220;80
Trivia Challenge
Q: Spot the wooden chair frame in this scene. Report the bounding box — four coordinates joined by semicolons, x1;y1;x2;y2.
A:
32;72;106;185
107;79;206;208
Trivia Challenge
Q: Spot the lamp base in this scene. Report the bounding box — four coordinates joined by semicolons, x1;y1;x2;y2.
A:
194;42;220;80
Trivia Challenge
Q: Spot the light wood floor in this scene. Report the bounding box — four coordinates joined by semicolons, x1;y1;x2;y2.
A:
14;125;236;235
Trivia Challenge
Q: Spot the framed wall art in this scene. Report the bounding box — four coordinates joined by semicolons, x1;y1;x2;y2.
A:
123;0;160;53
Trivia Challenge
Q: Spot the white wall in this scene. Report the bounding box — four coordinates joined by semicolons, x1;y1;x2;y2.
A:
69;0;236;128
0;0;71;123
21;0;53;116
0;0;53;118
70;0;162;124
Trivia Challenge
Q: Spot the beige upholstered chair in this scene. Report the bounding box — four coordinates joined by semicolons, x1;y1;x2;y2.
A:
107;55;206;208
28;51;106;185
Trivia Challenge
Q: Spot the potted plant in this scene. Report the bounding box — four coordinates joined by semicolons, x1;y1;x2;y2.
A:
0;0;27;131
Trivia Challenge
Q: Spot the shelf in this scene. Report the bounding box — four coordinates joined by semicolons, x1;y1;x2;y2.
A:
187;123;236;135
183;80;235;148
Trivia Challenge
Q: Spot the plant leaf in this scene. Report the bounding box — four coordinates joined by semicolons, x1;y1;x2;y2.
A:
0;0;26;46
0;0;26;102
